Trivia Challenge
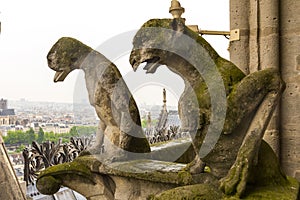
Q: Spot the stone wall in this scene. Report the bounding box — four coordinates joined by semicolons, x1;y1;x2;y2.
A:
229;0;300;179
279;0;300;179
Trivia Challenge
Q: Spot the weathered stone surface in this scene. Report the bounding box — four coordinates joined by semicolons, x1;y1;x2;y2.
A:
151;141;299;200
151;180;299;200
38;13;299;199
47;37;150;155
0;136;26;200
280;0;300;179
111;176;175;200
230;0;300;180
36;149;299;199
150;183;224;200
230;0;282;158
74;156;216;186
36;155;219;199
129;18;285;197
37;159;115;199
150;138;195;163
229;0;250;74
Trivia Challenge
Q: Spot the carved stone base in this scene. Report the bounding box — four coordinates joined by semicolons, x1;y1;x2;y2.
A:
36;156;218;200
36;142;299;200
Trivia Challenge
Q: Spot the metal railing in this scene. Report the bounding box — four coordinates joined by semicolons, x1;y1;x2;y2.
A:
23;136;94;186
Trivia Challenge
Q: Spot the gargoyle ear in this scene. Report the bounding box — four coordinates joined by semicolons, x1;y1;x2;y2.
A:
171;18;185;33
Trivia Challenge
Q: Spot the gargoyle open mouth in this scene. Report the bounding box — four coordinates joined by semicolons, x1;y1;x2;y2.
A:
143;56;161;74
132;56;161;74
53;69;71;82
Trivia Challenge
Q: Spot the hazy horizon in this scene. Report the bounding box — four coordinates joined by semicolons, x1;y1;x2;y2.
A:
0;0;229;105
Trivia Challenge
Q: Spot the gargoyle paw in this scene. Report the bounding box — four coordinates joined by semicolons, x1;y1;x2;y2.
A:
184;156;206;174
219;158;249;197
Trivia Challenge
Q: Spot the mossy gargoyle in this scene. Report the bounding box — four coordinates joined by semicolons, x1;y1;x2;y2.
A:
129;18;285;197
47;37;151;156
45;18;287;198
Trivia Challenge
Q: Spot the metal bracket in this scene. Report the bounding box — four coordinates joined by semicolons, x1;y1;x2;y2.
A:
187;25;240;41
230;29;240;41
170;1;240;42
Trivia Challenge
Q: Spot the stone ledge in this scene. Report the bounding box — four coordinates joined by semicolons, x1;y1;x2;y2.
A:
36;154;299;199
74;156;217;186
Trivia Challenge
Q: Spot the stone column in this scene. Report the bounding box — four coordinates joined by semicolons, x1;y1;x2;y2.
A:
230;0;300;180
229;0;250;74
230;0;281;157
251;0;281;156
0;136;26;200
279;0;300;179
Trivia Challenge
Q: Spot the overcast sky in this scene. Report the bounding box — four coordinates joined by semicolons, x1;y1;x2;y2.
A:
0;0;229;106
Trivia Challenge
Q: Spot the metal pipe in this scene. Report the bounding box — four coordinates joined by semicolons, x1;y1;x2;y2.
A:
198;30;230;36
187;25;230;39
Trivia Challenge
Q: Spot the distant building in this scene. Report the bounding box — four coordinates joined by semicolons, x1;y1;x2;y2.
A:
145;89;181;137
0;99;16;126
40;122;71;134
0;98;8;109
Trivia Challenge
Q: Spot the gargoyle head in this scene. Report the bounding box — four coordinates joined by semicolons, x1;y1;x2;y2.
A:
47;37;92;82
129;18;220;76
130;19;184;73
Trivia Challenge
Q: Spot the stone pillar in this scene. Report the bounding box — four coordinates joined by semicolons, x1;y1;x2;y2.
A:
0;136;26;200
279;0;300;179
229;0;250;74
230;0;300;180
230;0;281;157
251;0;281;156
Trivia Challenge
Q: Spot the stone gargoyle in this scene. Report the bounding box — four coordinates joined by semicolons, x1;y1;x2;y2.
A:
36;19;299;199
47;37;151;156
129;18;287;197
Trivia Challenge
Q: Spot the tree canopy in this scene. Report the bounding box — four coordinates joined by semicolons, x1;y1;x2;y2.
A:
3;126;96;146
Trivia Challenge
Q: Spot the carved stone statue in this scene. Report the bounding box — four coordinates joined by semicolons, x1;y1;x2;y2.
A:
47;37;150;156
129;18;285;197
36;19;299;200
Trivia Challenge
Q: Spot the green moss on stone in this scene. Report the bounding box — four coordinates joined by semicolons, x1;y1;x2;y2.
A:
224;68;281;134
149;184;224;200
36;175;61;195
149;178;299;200
50;37;92;62
177;171;193;185
38;160;92;180
222;141;299;199
36;158;96;195
74;155;103;172
139;18;220;60
240;176;299;200
37;158;94;194
249;140;288;186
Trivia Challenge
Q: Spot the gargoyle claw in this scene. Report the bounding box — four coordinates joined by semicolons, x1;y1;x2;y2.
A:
219;158;249;197
183;156;206;174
